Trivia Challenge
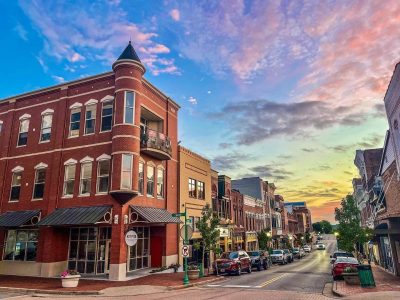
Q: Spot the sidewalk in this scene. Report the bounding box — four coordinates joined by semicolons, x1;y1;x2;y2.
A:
333;264;400;297
0;272;223;295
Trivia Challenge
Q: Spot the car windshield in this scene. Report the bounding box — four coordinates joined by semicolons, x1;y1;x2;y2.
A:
247;251;259;256
272;250;283;254
220;252;239;259
292;248;299;251
334;252;354;258
336;257;358;264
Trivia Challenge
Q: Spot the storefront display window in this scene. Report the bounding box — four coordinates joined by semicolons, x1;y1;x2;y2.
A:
3;229;38;261
128;227;150;271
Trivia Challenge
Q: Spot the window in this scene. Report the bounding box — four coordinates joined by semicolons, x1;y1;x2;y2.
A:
146;165;154;196
10;172;22;201
124;91;135;124
188;178;196;198
138;162;144;194
197;181;205;200
3;230;38;261
192;217;200;232
0;121;3;133
40;114;53;142
121;154;132;189
157;168;164;198
101;100;113;131
64;164;76;196
17;118;29;146
85;105;96;134
97;160;110;193
80;162;92;195
69;108;81;137
33;168;46;199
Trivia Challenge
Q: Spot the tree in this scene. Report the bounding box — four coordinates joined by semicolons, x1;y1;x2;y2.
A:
257;228;271;250
195;203;221;275
335;195;371;253
312;220;333;234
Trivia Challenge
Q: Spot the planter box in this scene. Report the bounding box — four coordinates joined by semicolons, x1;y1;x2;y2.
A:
61;275;81;288
343;273;360;285
188;269;199;280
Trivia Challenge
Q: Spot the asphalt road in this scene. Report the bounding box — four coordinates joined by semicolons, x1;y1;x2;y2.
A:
204;234;337;293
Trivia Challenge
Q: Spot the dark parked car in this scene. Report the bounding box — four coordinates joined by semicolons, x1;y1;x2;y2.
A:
283;249;293;263
213;251;252;275
292;247;305;259
247;250;270;271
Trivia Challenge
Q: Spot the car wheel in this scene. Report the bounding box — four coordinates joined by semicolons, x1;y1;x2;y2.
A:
236;264;242;276
257;263;261;271
263;262;267;270
247;265;252;273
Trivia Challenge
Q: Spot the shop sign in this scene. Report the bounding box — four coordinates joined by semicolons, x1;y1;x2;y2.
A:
217;227;229;237
125;230;138;246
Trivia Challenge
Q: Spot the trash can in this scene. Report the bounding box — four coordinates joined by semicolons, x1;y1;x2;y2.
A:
357;265;375;287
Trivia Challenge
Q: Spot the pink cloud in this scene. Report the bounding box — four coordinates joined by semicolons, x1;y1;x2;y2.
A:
169;9;180;21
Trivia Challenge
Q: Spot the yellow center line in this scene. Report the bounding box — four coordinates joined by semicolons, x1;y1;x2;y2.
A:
258;273;287;287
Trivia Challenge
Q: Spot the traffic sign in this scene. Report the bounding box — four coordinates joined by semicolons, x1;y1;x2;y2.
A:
180;224;193;240
182;245;190;257
172;212;186;217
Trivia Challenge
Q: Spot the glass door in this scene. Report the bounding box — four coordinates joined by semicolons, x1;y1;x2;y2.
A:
128;227;150;271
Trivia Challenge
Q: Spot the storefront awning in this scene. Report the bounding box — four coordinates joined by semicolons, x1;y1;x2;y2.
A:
0;210;41;227
38;205;112;226
129;206;181;224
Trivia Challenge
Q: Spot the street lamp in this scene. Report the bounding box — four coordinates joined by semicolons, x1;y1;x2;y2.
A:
334;232;339;250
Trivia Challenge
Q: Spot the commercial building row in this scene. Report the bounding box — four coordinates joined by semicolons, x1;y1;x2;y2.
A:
0;42;312;281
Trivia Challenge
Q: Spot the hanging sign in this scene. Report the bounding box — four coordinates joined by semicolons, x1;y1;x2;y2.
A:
125;230;138;246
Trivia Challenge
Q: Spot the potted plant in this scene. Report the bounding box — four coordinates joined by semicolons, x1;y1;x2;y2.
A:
187;264;200;279
343;267;360;285
60;270;81;288
169;263;180;273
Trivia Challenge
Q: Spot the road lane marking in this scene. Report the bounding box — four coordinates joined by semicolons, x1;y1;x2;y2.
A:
224;285;252;288
256;273;287;287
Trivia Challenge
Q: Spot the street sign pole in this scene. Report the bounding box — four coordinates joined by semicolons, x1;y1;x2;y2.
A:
183;207;189;285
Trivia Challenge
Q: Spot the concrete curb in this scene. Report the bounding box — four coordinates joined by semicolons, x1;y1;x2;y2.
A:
168;276;225;290
0;286;103;296
331;281;345;297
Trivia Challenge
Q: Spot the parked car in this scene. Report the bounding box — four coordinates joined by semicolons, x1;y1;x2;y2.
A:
316;242;326;250
330;251;354;264
213;251;252;275
283;249;293;263
247;250;270;271
292;247;305;259
332;257;359;280
270;249;288;264
303;245;311;253
317;236;323;240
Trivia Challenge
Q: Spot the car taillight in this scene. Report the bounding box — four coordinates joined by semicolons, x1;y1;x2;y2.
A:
334;263;346;269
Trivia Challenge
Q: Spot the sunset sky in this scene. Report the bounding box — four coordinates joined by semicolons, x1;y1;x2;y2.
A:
1;0;398;222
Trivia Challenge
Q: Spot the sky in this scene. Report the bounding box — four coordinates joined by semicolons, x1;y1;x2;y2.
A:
1;0;398;222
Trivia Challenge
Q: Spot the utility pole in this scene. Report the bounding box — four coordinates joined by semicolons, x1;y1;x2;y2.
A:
183;207;189;285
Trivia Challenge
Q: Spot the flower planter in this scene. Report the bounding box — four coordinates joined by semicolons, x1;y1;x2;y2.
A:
188;269;200;280
343;273;360;285
61;275;81;288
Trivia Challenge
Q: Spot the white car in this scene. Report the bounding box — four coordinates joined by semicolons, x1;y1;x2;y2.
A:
303;245;311;253
316;243;326;250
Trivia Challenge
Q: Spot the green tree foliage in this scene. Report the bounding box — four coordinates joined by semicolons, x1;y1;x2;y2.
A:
312;220;333;234
257;228;271;250
335;195;372;253
195;204;221;273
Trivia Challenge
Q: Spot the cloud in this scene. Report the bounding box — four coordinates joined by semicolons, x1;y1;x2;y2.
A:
212;99;378;145
219;142;233;149
14;23;28;41
169;9;180;21
188;96;198;105
330;134;384;153
212;152;252;170
247;164;294;181
302;148;316;153
277;154;292;160
19;0;179;75
52;75;65;83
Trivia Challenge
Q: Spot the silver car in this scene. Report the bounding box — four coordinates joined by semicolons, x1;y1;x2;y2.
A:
270;249;288;265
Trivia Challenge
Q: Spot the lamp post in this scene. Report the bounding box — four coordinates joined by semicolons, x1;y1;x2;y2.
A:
266;231;272;250
334;232;339;250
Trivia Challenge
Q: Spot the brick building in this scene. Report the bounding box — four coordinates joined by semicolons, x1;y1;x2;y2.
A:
231;189;245;250
0;42;181;280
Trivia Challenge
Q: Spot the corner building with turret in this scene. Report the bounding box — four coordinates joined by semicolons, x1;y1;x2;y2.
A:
0;43;180;280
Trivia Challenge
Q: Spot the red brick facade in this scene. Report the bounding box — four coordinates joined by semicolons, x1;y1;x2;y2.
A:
0;43;180;280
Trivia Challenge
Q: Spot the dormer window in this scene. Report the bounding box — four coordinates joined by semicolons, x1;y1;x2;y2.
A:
17;115;30;146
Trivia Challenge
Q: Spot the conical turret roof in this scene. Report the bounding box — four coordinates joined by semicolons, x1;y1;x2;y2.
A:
116;41;141;63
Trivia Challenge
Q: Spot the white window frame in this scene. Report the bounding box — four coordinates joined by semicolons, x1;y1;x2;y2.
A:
121;154;133;190
96;159;110;194
32;167;47;200
123;91;135;124
100;100;113;132
9;170;23;202
146;165;155;197
156;167;164;199
63;161;77;197
17;118;30;147
84;100;97;135
138;161;144;195
0;120;3;134
39;112;53;143
69;107;81;137
79;157;93;196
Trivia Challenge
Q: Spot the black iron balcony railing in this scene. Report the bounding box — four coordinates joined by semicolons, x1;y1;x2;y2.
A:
140;128;172;160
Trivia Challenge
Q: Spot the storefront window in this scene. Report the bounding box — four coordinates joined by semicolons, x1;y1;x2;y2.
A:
3;229;38;261
128;227;150;271
68;227;111;274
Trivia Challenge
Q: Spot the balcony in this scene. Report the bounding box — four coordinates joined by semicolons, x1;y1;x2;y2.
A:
140;128;172;160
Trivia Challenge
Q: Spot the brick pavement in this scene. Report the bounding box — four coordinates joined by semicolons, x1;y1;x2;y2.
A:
333;264;400;297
